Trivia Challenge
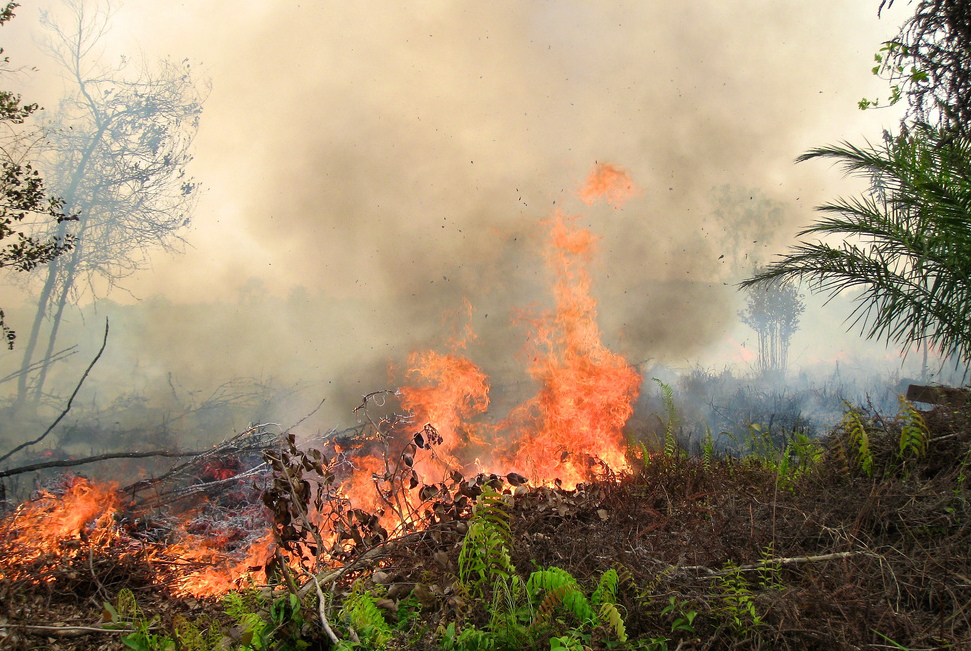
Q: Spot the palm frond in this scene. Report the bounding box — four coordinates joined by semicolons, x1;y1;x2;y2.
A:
743;126;971;365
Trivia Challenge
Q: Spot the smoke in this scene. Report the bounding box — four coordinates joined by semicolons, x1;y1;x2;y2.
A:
0;1;914;429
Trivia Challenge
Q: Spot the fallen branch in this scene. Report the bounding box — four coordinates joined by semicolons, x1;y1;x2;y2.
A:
670;550;881;578
311;572;340;645
3;623;135;636
0;448;215;478
120;423;279;498
0;319;109;465
297;530;428;600
123;398;327;501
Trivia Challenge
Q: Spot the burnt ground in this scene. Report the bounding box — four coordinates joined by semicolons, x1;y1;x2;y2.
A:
1;399;970;650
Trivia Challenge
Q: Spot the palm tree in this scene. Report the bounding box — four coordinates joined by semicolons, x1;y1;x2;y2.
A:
741;125;971;368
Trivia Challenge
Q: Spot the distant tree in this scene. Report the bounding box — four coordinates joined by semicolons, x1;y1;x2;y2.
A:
864;0;971;138
0;2;74;350
739;272;804;377
16;0;207;403
707;186;788;281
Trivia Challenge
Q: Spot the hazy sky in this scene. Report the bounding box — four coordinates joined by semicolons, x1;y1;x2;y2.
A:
0;1;919;418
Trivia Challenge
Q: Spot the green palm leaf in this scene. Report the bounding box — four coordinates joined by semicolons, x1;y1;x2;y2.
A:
742;125;971;366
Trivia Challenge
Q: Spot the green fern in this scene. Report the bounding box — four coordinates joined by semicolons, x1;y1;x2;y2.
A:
222;590;272;650
841;403;873;476
172;615;208;651
598;602;628;643
108;589;175;651
714;561;762;636
653;378;680;458
527;567;595;624
115;588;141;621
526;566;628;643
590;568;619;607
340;583;393;650
458;489;514;601
452;499;629;649
757;544;784;591
702;426;715;471
790;431;823;473
897;395;929;460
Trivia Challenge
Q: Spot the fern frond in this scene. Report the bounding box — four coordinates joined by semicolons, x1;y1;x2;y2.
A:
115;588;141;621
458;488;515;600
526;567;576;594
702;426;715;470
590;569;619;607
527;567;595;624
897;395;929;459
653;378;680;458
172;615;207;651
841;404;873;476
532;583;596;626
341;591;393;649
598;602;628;643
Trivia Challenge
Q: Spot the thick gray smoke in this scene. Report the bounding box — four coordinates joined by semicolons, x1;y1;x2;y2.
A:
0;1;913;432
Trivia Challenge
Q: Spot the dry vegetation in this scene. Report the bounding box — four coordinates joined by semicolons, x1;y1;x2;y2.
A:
0;396;969;650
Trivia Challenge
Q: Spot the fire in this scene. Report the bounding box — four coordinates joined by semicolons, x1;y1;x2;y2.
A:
159;530;275;598
398;162;642;488
0;162;644;598
578;162;640;208
501;211;640;485
399;350;490;461
0;477;120;583
0;475;275;597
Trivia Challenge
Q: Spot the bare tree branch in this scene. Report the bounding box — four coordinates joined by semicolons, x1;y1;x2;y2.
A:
0;447;213;478
0;317;107;465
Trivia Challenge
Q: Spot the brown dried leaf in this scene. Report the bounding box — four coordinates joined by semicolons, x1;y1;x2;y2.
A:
506;472;528;486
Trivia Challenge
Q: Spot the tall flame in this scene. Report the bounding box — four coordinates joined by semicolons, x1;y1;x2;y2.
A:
399;162;642;488
501;210;640;485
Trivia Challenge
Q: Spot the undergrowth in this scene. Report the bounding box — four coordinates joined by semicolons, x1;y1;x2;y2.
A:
27;393;970;651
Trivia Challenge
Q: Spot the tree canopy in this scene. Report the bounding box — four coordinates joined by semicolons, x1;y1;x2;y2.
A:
0;2;74;349
868;0;971;138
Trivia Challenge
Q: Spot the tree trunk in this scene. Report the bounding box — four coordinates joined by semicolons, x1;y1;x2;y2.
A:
15;246;61;406
31;245;80;402
14;119;107;405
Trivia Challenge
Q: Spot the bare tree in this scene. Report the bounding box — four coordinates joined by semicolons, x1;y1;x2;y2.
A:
739;273;805;378
15;0;208;404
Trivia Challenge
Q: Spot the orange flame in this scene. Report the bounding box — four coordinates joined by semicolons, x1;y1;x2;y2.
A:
578;162;640;208
0;477;275;597
398;163;642;488
501;211;640;485
1;163;644;597
0;477;120;583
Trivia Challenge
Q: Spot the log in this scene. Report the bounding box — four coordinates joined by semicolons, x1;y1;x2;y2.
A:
905;384;970;407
